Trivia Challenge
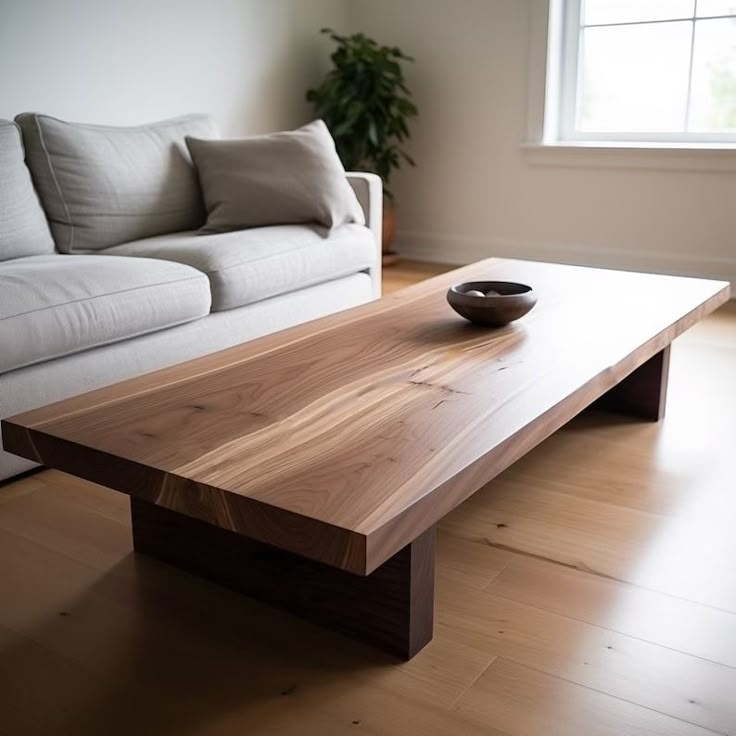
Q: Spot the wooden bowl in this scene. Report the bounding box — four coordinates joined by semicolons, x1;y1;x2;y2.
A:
446;281;537;327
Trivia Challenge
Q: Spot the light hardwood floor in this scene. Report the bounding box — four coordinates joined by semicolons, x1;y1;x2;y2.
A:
1;260;735;736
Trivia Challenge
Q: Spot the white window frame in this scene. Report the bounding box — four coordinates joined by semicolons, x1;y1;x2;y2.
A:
549;0;736;145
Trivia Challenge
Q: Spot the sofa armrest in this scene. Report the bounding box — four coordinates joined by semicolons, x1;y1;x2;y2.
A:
347;172;382;298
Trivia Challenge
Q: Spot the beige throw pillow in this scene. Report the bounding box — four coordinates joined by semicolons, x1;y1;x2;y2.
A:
186;120;365;233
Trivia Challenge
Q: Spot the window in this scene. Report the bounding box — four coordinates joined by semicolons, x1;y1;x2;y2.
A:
553;0;736;143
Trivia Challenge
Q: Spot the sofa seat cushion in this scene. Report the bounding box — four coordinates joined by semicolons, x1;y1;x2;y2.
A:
0;120;55;261
0;254;211;374
102;223;376;312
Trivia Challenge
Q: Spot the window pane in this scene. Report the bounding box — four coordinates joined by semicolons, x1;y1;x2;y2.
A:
577;22;693;132
696;0;736;18
689;18;736;131
583;0;694;25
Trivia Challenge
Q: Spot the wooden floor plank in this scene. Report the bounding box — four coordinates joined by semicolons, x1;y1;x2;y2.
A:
0;482;133;570
441;479;679;587
37;469;131;523
382;261;456;294
0;623;146;736
440;444;736;612
437;573;736;734
454;657;721;736
486;553;736;669
0;472;44;505
436;528;513;590
0;519;495;722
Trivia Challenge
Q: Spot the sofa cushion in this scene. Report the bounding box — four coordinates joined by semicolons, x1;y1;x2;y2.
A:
186;120;364;232
15;113;217;254
0;254;211;374
102;223;376;312
0;120;55;261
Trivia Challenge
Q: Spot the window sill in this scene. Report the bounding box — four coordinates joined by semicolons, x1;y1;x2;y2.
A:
522;142;736;172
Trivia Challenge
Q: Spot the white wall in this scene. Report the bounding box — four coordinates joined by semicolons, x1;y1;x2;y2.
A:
2;0;733;285
348;0;736;286
0;0;347;135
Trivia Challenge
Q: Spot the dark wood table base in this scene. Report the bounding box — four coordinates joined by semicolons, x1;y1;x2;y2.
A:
592;346;670;421
131;498;435;660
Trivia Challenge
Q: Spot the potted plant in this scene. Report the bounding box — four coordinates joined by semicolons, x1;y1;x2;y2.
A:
307;28;418;265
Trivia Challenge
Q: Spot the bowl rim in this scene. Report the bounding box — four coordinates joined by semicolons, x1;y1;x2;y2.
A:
448;281;534;298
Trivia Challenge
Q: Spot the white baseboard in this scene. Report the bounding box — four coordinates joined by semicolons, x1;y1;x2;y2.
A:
396;230;736;290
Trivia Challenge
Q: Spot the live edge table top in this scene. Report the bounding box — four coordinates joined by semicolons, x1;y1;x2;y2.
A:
2;259;729;575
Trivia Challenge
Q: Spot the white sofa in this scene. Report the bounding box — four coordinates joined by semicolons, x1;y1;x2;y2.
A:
0;116;382;481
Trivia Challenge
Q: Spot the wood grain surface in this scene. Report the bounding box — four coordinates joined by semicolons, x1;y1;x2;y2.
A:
2;259;729;574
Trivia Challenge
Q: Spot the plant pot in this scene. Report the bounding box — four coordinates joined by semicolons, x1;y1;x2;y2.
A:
382;198;399;266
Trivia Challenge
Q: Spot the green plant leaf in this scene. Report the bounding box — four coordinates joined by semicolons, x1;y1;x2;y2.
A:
306;28;417;187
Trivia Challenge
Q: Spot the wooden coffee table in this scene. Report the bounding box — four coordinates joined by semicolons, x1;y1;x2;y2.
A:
2;259;729;659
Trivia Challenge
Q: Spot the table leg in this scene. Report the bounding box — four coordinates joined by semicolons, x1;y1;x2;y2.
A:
592;346;670;421
130;497;435;660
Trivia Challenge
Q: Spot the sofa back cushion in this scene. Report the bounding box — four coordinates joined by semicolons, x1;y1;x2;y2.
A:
0;120;55;261
15;113;217;253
